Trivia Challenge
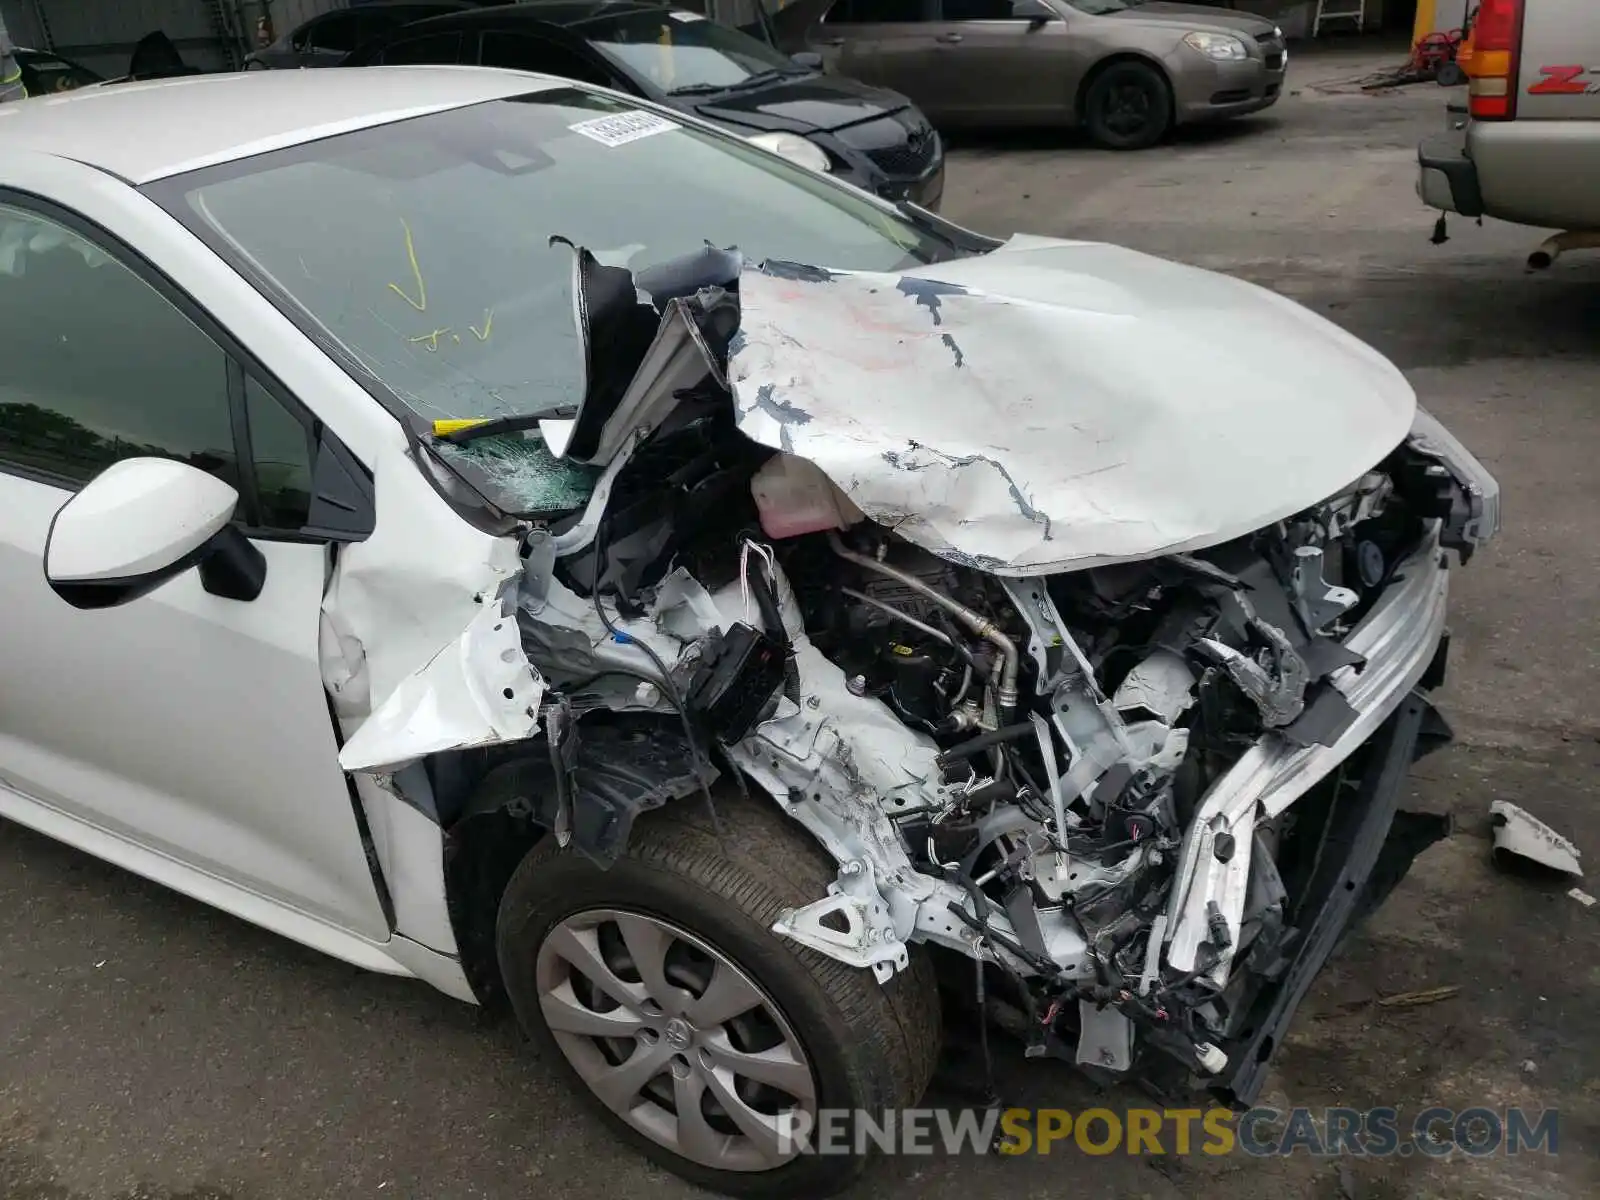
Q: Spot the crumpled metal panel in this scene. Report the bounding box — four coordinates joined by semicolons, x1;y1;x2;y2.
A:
727;236;1418;575
337;599;544;773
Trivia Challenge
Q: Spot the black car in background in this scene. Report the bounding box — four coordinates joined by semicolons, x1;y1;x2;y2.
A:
10;47;103;93
341;1;945;208
244;1;508;70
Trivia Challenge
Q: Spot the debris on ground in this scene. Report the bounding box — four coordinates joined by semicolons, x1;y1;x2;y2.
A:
1376;985;1461;1009
1489;800;1585;877
1570;887;1596;908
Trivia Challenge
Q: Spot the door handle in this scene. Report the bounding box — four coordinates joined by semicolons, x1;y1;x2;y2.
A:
817;36;845;47
936;32;964;45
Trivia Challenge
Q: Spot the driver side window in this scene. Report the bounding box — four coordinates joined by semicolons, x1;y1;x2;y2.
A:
377;32;465;65
478;31;616;88
305;12;362;54
827;0;936;23
940;0;1055;17
0;204;314;533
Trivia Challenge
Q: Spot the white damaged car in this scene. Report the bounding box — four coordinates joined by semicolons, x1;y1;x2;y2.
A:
0;69;1498;1197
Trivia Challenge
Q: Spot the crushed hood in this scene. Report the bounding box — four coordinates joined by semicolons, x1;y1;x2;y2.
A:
725;235;1417;575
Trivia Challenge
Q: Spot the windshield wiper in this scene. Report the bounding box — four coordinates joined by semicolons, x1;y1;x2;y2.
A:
726;68;802;90
668;81;728;96
894;201;1004;256
432;412;569;446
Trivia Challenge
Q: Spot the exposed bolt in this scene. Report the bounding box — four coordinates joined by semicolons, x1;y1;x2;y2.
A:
805;695;821;709
846;674;868;696
841;860;863;877
866;929;880;944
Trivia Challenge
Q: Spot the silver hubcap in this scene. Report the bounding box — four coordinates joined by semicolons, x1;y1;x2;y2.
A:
535;909;818;1173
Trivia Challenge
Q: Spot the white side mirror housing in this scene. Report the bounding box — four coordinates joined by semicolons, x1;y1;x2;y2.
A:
46;457;265;608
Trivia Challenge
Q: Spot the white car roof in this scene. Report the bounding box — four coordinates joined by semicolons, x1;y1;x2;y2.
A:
0;67;566;185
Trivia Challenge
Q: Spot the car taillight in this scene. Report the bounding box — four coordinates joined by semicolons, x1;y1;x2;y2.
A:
1465;0;1525;120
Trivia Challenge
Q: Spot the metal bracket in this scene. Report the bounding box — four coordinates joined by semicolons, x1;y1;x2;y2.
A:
1290;544;1359;633
773;857;909;983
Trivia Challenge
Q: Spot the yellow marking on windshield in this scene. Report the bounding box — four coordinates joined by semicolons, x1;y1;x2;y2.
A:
388;218;428;312
408;327;452;352
659;24;674;89
470;309;494;341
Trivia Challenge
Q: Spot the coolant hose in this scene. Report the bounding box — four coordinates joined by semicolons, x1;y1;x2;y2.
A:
828;533;1020;720
935;722;1036;768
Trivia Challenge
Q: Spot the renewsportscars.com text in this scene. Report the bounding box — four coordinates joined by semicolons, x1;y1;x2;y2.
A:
773;1106;1560;1158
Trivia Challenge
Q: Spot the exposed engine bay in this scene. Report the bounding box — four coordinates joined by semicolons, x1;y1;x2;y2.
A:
344;238;1500;1106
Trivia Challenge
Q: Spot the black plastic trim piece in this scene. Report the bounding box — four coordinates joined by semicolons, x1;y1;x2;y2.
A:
1418;133;1486;217
1216;692;1436;1107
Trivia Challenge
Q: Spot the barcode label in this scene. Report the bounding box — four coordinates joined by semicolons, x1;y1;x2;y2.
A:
568;110;680;148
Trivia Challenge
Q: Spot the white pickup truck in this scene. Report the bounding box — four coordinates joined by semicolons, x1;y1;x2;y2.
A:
1418;0;1600;267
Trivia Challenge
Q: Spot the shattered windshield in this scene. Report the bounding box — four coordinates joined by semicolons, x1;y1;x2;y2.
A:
149;87;949;513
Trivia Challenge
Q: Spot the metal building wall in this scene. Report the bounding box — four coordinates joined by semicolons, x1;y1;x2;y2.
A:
0;0;350;77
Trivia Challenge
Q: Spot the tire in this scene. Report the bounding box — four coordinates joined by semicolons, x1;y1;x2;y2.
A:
1083;60;1173;151
495;785;942;1199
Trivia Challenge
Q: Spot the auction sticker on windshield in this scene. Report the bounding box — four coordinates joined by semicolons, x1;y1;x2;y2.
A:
569;110;680;148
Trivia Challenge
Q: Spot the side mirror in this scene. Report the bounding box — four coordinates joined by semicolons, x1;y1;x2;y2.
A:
790;50;824;70
45;457;267;610
1028;15;1051;30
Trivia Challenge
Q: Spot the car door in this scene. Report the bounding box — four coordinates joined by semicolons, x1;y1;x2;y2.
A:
0;195;391;944
922;0;1072;123
810;0;947;118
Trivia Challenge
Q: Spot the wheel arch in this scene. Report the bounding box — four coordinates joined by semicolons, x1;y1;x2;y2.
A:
439;714;838;1007
1074;50;1177;125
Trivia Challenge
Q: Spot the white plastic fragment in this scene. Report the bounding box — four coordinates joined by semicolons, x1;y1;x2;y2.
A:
1489;800;1584;877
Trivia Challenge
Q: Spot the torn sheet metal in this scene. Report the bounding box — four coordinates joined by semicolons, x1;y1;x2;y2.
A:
339;599;545;772
322;444;538;772
727;236;1417;575
1490;801;1584;877
542;291;729;467
323;446;526;710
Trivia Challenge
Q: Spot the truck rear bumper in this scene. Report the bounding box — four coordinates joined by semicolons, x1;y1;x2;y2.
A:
1418;130;1485;218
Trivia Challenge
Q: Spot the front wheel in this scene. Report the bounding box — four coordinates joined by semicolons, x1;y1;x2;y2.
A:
495;787;941;1199
1083;60;1173;151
